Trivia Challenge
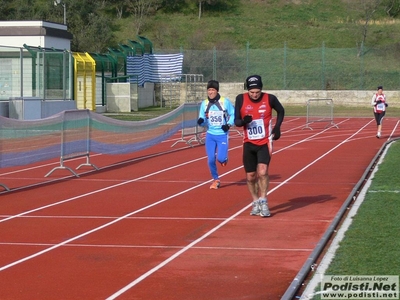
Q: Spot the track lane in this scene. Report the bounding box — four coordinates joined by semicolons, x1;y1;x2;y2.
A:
0;117;399;299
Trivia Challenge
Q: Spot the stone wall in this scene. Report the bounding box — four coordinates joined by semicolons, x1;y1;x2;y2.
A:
171;82;400;107
218;83;400;107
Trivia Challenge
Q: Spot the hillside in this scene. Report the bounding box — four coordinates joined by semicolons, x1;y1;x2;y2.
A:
113;0;400;51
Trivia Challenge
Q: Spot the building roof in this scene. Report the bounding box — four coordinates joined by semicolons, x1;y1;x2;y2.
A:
0;21;72;40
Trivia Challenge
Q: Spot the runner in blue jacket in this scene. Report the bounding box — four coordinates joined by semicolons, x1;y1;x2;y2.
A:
197;80;235;189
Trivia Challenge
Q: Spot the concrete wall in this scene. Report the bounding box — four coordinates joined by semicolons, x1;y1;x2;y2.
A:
138;82;155;108
217;83;400;107
8;98;76;120
41;100;76;118
155;82;399;108
106;83;133;112
106;82;154;112
0;101;9;117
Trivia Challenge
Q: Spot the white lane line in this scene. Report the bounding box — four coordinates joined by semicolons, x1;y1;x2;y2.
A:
274;118;351;153
0;120;370;274
105;121;373;299
300;137;396;300
0;172;214;272
0;119;372;295
0;146;194;192
0;215;331;222
388;119;400;141
0;156;206;224
105;203;253;300
0;153;103;177
0;242;312;252
0;143;244;224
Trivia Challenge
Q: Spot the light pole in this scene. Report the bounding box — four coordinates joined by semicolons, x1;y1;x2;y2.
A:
54;0;66;25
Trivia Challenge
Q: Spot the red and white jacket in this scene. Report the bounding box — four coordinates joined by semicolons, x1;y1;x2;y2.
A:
371;93;387;113
240;93;273;145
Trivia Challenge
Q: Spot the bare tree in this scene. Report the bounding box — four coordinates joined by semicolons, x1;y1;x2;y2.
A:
127;0;162;35
197;0;218;19
348;0;384;56
198;0;203;19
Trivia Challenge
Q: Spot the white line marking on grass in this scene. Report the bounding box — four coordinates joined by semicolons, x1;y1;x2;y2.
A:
368;190;400;193
300;138;395;300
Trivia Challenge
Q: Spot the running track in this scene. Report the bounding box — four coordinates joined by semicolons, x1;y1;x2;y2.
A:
0;117;399;300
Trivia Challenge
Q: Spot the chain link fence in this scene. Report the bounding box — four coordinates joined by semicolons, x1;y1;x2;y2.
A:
160;42;400;90
2;42;399;111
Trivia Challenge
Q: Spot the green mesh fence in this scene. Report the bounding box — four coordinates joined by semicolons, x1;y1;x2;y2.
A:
24;45;72;100
172;43;400;90
0;45;72;101
2;42;399;104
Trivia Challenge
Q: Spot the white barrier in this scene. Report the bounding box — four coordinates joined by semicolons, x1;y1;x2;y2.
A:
45;110;98;177
303;98;339;130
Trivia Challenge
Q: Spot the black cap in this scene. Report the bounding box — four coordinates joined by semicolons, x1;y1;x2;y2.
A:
207;80;219;91
246;75;263;90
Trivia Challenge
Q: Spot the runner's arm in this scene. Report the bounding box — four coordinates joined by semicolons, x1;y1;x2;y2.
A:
226;99;235;126
270;95;285;128
234;94;245;127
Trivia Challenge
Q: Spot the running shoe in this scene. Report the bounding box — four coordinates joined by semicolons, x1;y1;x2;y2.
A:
210;180;220;189
220;160;228;167
250;200;261;215
259;199;271;217
376;132;381;138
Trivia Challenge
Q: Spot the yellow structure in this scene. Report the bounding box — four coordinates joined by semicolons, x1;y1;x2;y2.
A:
72;52;96;110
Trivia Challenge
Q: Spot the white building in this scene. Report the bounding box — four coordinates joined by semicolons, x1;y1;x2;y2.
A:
0;21;72;50
0;21;74;118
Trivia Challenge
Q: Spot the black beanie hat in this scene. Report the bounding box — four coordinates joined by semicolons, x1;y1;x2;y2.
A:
207;80;219;91
246;75;263;90
377;86;383;90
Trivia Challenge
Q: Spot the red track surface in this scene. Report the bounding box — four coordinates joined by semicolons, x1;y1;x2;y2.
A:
0;117;399;300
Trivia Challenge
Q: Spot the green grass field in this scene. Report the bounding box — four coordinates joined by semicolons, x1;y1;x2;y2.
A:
112;1;400;90
307;140;400;300
325;140;400;275
115;0;400;51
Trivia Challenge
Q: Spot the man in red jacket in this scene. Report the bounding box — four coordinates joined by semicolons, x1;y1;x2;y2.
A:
234;75;285;217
